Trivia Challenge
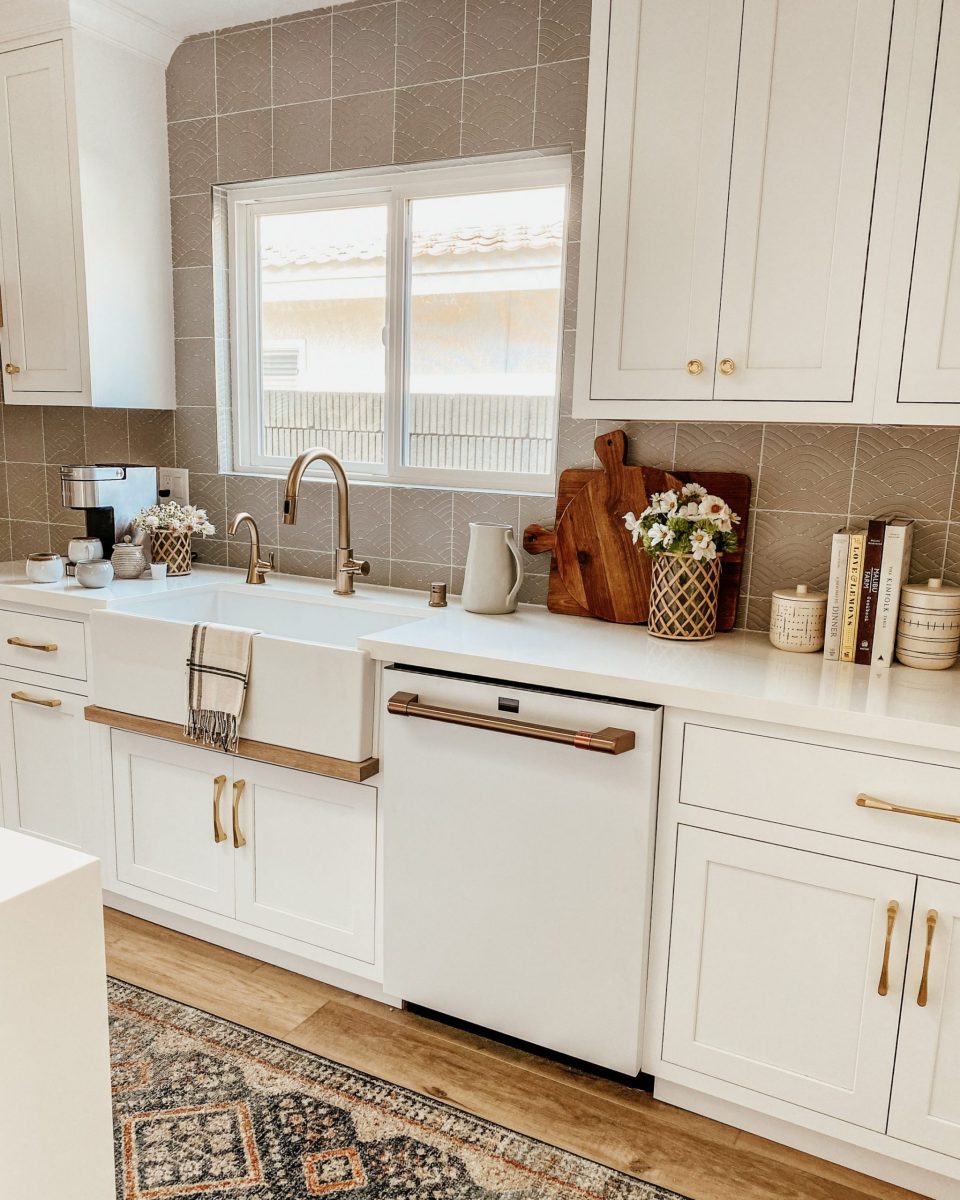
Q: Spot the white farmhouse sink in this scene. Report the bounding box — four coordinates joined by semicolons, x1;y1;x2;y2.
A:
90;582;426;762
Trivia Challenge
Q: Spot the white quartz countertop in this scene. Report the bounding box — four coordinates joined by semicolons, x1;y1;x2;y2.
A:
2;559;958;755
0;827;96;905
357;601;960;757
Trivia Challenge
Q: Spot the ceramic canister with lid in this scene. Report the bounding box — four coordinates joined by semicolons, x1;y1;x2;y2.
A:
25;553;64;584
769;583;827;653
895;578;960;670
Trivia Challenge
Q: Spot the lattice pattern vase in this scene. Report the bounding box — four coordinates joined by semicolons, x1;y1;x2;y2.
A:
647;553;721;641
150;531;192;576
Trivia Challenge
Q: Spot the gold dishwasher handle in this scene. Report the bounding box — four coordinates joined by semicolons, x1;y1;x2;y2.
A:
386;691;636;755
232;779;247;848
856;793;960;825
11;690;61;708
918;910;938;1008
878;900;899;997
7;636;57;652
212;774;227;844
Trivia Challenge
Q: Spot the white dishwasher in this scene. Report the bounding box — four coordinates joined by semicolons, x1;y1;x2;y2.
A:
382;666;662;1075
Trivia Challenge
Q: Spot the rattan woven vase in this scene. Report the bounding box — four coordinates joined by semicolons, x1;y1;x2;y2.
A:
150;531;192;576
647;553;721;641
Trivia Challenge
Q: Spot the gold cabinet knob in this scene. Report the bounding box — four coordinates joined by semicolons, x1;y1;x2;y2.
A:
4;363;20;375
686;359;704;376
718;358;736;376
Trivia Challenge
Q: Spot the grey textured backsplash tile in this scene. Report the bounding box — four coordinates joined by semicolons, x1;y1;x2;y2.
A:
0;0;959;634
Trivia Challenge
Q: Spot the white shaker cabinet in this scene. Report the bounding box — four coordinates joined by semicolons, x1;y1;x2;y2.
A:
0;27;174;408
662;826;914;1130
576;0;893;421
0;678;92;851
111;731;378;963
888;879;960;1159
891;0;960;412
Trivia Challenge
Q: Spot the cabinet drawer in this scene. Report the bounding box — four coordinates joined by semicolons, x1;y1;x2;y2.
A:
679;722;960;861
0;610;86;680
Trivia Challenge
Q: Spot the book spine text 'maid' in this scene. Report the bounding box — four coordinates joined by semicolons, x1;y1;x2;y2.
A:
824;530;851;661
872;520;915;667
855;520;887;664
840;531;866;663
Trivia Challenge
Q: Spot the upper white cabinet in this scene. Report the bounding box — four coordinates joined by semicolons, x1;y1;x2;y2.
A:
576;0;893;421
0;26;175;408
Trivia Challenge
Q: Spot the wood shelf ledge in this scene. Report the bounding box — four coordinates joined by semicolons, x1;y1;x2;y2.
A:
84;706;379;783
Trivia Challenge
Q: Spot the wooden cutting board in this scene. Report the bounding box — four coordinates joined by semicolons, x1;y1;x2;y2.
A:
524;429;752;629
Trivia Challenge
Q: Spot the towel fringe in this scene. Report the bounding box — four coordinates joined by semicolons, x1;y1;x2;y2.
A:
185;708;240;753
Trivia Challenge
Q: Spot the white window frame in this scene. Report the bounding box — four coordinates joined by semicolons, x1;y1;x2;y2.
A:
227;153;571;494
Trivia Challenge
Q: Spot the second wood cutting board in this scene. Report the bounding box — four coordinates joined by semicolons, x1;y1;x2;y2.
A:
523;429;752;628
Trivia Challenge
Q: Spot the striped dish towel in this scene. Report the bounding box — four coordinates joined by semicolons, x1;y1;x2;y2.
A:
185;623;258;753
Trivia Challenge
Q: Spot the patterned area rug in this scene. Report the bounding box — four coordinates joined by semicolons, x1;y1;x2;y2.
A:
108;979;688;1200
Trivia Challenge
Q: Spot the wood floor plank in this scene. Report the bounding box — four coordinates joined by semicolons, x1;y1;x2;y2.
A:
103;910;924;1200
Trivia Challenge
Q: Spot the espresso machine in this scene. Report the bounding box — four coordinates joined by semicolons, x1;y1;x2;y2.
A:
59;465;158;556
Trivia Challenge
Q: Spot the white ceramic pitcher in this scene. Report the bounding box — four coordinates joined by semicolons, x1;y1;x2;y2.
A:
462;522;524;614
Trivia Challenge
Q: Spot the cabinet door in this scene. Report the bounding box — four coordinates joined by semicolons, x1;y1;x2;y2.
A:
888;878;960;1158
663;826;914;1129
0;680;90;851
0;41;83;397
715;0;892;404
898;0;960;406
233;760;377;962
586;0;742;401
112;732;234;916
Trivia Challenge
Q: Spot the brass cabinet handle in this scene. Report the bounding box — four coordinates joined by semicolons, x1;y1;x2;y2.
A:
4;363;20;375
387;691;636;754
212;774;227;844
718;357;736;375
7;636;57;652
232;779;247;848
11;690;61;708
918;910;939;1008
856;793;960;825
878;900;899;996
686;359;704;376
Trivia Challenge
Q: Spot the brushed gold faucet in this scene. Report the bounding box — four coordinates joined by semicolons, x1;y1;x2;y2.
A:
282;447;369;596
228;512;273;585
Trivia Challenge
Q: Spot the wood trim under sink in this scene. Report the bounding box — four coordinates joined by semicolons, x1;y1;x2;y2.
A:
84;706;379;783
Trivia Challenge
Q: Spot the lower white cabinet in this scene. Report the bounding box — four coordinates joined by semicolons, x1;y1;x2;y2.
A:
0;677;92;851
889;878;960;1158
111;731;377;962
663;826;914;1130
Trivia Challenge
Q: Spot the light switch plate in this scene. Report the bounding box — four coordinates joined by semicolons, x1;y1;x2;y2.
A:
158;467;189;505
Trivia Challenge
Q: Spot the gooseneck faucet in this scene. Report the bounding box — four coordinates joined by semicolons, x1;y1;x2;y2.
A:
282;447;370;596
228;512;273;585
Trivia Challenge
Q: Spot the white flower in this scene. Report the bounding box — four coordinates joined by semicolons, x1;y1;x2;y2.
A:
677;501;701;518
690;528;718;561
648;490;679;514
623;511;643;544
143;514;159;528
698;495;728;520
681;482;707;501
648;522;673;548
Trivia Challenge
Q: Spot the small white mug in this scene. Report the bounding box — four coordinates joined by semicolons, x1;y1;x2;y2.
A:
149;563;168;581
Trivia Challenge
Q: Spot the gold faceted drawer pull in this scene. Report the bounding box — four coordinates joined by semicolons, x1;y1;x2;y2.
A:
918;910;938;1008
718;358;736;375
878;900;899;997
7;636;57;653
856;793;960;825
232;779;247;848
4;363;20;375
686;359;704;376
386;691;636;754
11;690;61;708
212;774;227;844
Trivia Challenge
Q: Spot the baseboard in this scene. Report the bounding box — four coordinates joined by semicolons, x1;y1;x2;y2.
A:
103;890;402;1008
654;1080;960;1200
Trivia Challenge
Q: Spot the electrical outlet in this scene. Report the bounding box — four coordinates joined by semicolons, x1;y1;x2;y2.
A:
158;467;189;505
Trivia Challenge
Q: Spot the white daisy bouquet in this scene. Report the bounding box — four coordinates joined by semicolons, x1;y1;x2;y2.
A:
133;501;215;538
624;482;739;562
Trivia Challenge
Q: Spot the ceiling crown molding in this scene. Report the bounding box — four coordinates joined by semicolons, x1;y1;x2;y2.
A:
0;0;179;63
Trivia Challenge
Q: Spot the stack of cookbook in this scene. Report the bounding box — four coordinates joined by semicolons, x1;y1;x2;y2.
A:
825;519;914;666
